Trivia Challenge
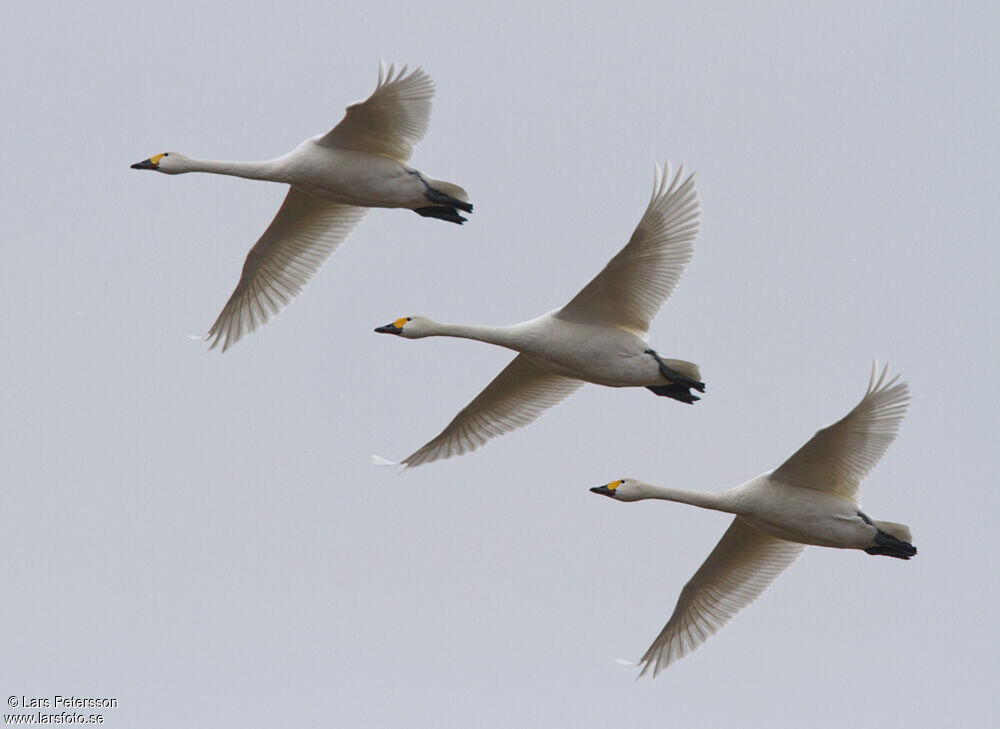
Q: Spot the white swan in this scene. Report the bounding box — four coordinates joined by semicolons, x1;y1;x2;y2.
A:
590;363;914;676
131;63;472;351
375;163;701;467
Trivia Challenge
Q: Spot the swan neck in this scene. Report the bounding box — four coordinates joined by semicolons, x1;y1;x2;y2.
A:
430;322;526;350
183;157;285;182
645;484;737;513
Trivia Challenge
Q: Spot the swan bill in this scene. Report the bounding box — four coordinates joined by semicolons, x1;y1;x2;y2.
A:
374;317;409;335
131;152;166;171
130;157;159;170
590;483;620;498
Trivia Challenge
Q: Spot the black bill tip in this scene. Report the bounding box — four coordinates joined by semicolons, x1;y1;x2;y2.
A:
590;485;616;498
374;323;403;334
130;158;157;170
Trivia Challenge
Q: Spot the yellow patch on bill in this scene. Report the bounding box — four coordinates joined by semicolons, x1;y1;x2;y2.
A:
150;153;165;165
393;317;408;329
607;480;623;490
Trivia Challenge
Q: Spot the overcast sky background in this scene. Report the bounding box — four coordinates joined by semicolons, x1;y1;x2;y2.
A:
2;2;998;727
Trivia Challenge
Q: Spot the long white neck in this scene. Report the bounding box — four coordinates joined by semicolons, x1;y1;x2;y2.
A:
178;156;288;183
640;483;740;513
424;322;530;352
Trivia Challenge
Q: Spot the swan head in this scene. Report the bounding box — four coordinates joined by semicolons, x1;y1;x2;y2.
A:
373;315;435;338
590;479;650;502
130;152;187;174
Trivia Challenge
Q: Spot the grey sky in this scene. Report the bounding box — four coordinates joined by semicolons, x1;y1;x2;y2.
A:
2;1;998;727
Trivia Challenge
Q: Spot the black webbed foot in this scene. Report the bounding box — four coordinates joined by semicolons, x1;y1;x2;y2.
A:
646;384;701;404
864;530;917;560
414;206;467;224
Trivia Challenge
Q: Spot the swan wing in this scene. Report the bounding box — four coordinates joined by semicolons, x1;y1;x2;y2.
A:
401;355;583;468
317;63;435;162
205;188;367;352
638;518;803;677
769;362;910;500
556;163;700;335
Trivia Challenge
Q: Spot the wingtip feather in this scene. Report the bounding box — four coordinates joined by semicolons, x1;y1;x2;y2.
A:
371;454;401;469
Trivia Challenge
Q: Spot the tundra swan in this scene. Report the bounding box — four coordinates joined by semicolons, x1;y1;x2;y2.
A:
375;163;701;467
590;363;914;676
131;63;472;351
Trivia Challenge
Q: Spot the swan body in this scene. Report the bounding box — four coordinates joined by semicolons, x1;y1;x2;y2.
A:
131;63;472;351
388;316;689;387
375;163;702;467
591;363;914;676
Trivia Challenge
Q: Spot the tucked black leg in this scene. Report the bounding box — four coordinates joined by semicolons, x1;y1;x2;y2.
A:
424;185;473;213
411;171;474;213
644;349;706;392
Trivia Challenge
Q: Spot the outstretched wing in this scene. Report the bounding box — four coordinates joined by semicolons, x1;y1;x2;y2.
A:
770;362;910;501
316;63;435;162
556;163;700;336
205;188;367;352
401;355;583;468
638;518;803;677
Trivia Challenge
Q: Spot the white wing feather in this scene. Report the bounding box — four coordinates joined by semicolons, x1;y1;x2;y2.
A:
638;518;803;677
205;188;366;352
556;163;700;336
401;355;583;468
317;62;435;162
769;362;910;500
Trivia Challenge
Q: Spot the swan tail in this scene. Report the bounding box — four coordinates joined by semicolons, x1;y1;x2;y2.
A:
865;523;917;560
874;520;912;543
424;179;473;212
426;179;471;205
659;358;701;385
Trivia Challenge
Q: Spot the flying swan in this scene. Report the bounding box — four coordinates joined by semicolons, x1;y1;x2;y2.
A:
375;162;701;467
590;362;915;676
131;63;472;351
